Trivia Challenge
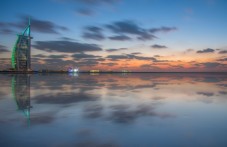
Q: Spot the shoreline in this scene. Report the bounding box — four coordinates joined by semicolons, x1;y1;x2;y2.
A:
0;71;226;74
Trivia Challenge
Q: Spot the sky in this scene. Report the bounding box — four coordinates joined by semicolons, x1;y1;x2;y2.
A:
0;0;227;72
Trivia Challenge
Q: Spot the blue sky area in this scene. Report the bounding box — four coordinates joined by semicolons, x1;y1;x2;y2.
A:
0;0;227;71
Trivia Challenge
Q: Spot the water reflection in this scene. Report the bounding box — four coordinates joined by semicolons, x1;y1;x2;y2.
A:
0;73;226;146
11;74;31;126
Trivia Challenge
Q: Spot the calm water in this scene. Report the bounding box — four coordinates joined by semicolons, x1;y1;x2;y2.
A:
0;73;227;147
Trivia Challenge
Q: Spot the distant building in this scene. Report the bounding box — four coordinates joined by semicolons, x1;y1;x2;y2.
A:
11;19;32;71
122;70;130;73
90;70;100;73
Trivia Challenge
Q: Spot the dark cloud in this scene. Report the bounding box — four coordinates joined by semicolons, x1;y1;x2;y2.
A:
131;52;141;55
30;114;55;125
32;54;47;58
202;62;222;68
151;44;167;49
197;48;215;53
76;60;99;66
150;26;177;33
74;140;118;147
197;92;214;97
153;59;170;63
67;58;105;67
48;55;68;58
82;26;105;40
72;53;101;59
106;55;128;60
106;20;156;41
101;62;118;66
154;55;161;57
108;35;131;41
0;45;9;52
108;104;174;124
0;28;14;34
33;40;102;53
217;84;227;87
219;50;227;54
76;8;94;16
82;20;176;42
77;0;120;5
0;22;14;34
217;58;227;62
83;104;103;119
219;91;227;95
9;16;69;34
35;58;78;70
0;22;6;27
106;54;156;61
140;64;160;69
60;37;76;41
34;93;99;104
106;48;127;52
43;58;64;64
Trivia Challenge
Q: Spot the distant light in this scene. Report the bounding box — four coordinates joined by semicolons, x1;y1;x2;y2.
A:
68;67;79;73
73;68;78;72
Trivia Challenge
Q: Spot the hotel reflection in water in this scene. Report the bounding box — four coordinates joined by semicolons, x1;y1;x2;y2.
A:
11;74;31;126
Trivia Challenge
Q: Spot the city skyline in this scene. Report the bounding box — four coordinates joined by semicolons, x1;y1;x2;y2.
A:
0;0;227;72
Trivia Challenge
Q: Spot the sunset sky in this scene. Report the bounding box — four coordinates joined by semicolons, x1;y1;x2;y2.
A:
0;0;227;72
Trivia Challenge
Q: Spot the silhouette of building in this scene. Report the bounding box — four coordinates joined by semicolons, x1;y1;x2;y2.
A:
11;19;32;71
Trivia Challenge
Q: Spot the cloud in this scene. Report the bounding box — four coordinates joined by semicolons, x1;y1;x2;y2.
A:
0;28;14;34
131;52;141;55
48;54;68;58
9;16;69;34
140;64;160;69
32;54;47;58
82;20;176;42
106;55;128;60
106;48;127;52
219;91;227;95
201;62;222;68
107;54;156;61
101;62;118;66
77;0;120;5
219;50;227;54
151;44;167;49
150;26;177;33
154;55;161;57
34;93;99;104
76;60;99;66
217;58;227;62
197;48;215;53
197;92;214;97
71;53;101;59
0;22;14;34
83;104;103;119
82;26;105;40
106;20;156;41
76;8;94;16
30;114;55;125
60;37;76;41
33;40;102;53
74;140;118;147
107;104;174;124
0;45;9;52
153;59;170;63
108;35;131;41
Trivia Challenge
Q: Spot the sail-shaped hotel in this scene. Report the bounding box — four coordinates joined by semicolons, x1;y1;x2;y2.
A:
11;19;32;71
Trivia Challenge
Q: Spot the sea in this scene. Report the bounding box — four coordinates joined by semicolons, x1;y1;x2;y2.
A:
0;73;227;147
